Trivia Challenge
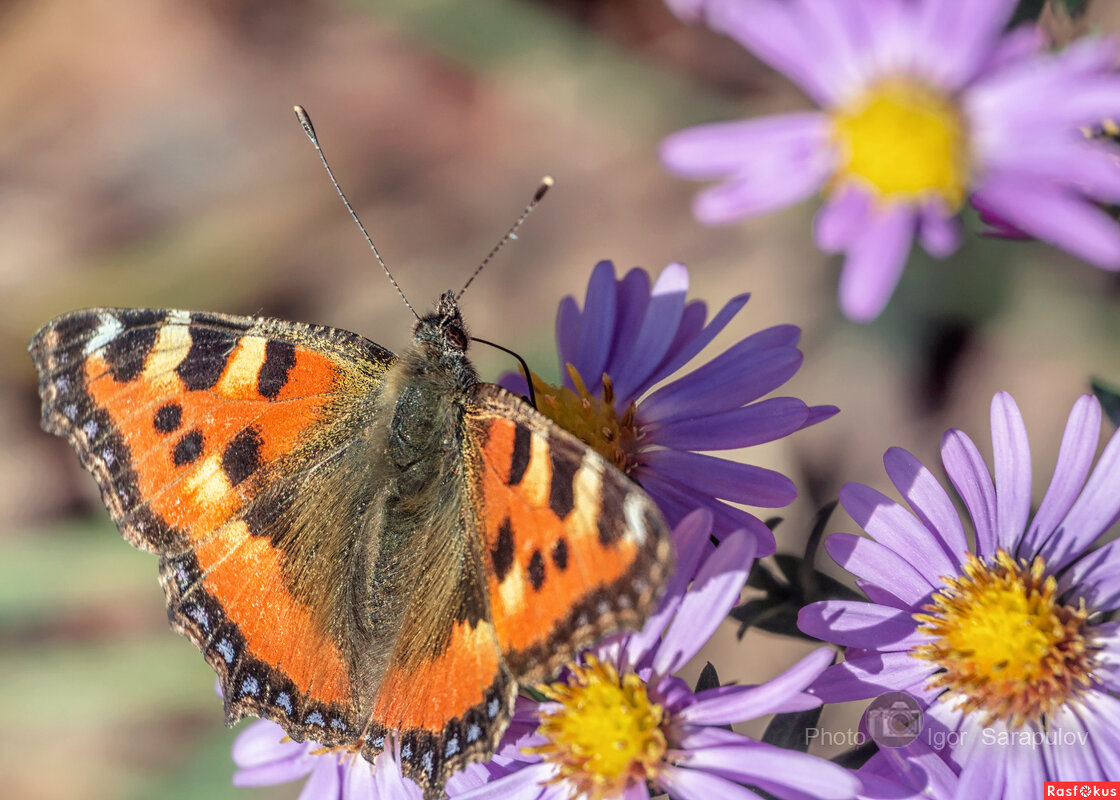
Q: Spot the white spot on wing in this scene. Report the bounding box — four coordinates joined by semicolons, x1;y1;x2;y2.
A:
143;321;193;389
623;493;649;545
84;313;123;355
183;455;232;506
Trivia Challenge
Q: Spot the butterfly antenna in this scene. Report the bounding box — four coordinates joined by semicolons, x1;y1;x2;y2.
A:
457;176;554;301
293;105;419;321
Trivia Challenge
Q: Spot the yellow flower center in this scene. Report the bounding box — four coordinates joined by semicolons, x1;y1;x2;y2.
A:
529;366;642;477
830;77;970;208
529;655;667;800
913;551;1096;727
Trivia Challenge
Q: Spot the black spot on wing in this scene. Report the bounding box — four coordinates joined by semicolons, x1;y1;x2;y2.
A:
597;478;624;547
527;549;546;591
551;538;569;571
243;488;288;546
173;429;204;466
453;561;487;627
548;438;577;519
176;326;239;391
104;310;165;382
258;339;297;400
491;518;514;581
153;403;182;433
222;426;263;487
508;425;531;486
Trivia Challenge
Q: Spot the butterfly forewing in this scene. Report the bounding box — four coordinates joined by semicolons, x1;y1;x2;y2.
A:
30;307;395;744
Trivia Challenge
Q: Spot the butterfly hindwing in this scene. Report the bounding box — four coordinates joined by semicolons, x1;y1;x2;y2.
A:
30;307;396;744
463;384;674;683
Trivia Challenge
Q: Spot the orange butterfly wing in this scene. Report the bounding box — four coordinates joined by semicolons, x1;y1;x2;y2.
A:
463;384;674;683
30;308;395;744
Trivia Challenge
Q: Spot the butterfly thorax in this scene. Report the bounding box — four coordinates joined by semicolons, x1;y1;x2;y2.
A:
387;292;477;477
355;291;485;684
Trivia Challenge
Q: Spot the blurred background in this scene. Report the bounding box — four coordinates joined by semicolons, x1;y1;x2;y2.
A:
3;1;1120;798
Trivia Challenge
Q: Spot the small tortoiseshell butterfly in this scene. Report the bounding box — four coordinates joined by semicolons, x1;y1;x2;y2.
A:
29;120;673;796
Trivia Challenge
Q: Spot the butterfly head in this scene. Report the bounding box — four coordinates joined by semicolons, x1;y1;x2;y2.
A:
412;290;471;363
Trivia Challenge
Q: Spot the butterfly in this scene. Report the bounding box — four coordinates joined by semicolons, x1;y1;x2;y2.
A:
29;286;674;795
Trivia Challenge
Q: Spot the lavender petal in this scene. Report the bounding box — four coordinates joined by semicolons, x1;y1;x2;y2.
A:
656;764;766;800
883;446;968;561
623;509;713;667
970;174;1120;269
797;601;923;650
660;112;830;179
603;267;653;382
611;264;689;403
232;719;305;768
691;156;832;225
572;261;618;385
449;761;553;800
638;345;803;424
299;759;344;800
676;741;861;799
941;428;998;558
1023;395;1100;557
653;530;755;675
825;533;934;607
990;392;1032;553
840;482;956;582
641;450;797;507
916;0;1019;85
649;397;810;451
815;185;871;254
707;0;839;105
808;653;937;702
917;200;962;258
554;295;581;375
648;293;753;384
837;204;916;322
683;648;833;725
637;471;777;554
1043;423;1120;572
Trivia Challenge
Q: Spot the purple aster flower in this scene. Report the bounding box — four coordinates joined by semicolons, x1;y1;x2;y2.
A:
449;510;862;800
799;392;1120;797
660;0;1120;320
503;260;836;557
231;720;425;800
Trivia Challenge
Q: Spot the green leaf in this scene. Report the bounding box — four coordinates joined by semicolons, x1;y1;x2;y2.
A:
1053;0;1090;17
694;661;721;693
831;740;879;770
1010;0;1046;24
762;706;824;752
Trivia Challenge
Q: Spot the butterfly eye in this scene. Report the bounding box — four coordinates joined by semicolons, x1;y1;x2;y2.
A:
446;325;469;351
